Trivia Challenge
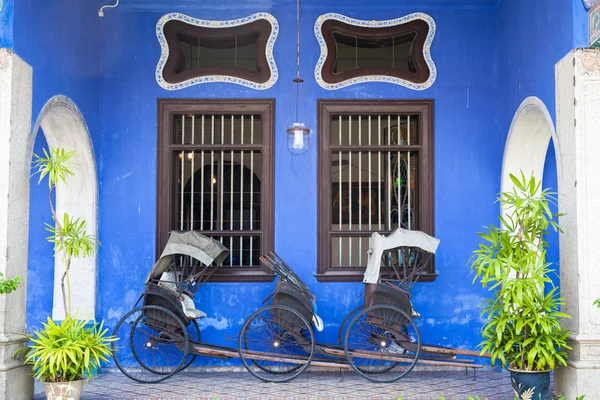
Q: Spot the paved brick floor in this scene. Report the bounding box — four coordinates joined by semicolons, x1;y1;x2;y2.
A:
33;368;546;400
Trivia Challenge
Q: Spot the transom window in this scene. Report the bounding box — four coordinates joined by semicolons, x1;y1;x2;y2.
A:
315;13;437;90
156;13;279;90
317;100;435;282
157;99;274;282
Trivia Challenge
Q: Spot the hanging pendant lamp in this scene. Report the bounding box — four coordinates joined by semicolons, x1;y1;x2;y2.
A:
286;0;310;155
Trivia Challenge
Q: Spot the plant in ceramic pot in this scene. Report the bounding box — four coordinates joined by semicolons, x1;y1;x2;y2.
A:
470;173;570;400
25;147;113;399
24;318;116;400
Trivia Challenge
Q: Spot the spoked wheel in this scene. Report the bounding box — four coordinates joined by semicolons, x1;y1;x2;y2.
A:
344;304;420;383
338;305;363;344
238;305;315;383
179;319;200;372
112;305;189;383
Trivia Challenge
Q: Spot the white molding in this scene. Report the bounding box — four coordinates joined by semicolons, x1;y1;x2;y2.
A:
29;95;98;321
155;12;279;91
500;96;558;196
314;13;437;91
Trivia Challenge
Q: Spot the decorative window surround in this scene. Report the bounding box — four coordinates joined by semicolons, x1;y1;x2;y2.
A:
314;13;437;91
155;12;279;90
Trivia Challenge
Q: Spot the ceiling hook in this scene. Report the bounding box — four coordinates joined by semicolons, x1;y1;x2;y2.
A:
98;0;119;17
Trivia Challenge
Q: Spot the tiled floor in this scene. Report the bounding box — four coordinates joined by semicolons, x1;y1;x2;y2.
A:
34;368;538;400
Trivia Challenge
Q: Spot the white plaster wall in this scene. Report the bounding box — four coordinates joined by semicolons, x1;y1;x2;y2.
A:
500;96;558;196
29;96;98;320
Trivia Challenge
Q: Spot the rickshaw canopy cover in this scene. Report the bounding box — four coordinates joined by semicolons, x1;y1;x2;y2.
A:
364;228;440;284
147;231;229;282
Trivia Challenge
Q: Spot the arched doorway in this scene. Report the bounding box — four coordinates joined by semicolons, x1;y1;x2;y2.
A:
28;96;98;320
501;96;559;194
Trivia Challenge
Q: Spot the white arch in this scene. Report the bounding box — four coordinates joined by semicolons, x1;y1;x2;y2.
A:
29;95;98;320
501;96;560;196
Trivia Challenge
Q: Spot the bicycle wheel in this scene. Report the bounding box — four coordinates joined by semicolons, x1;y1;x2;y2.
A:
344;304;420;383
112;305;189;383
338;305;363;344
238;305;315;383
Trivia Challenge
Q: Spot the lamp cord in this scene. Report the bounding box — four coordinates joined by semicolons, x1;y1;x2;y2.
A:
294;0;302;123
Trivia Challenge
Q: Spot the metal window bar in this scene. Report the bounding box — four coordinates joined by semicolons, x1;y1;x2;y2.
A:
387;115;391;231
200;116;205;230
250;115;254;266
240;115;244;265
338;115;342;267
368;115;372;231
210;116;215;231
220;115;225;237
358;115;362;267
407;115;411;229
191;116;195;230
397;115;401;230
378;115;382;230
348;116;352;267
230;115;234;266
180;116;185;231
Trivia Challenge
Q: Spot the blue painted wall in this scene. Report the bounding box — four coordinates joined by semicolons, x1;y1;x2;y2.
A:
95;5;502;363
12;0;103;328
496;0;588;289
17;0;589;367
0;0;13;48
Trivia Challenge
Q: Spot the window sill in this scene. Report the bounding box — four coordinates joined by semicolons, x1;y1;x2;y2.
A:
315;272;438;283
206;270;275;283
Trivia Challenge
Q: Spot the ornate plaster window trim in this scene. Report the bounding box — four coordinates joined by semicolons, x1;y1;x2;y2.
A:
314;13;437;91
155;12;279;91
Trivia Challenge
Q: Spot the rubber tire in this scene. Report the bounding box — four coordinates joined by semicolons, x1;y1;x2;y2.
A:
238;305;315;383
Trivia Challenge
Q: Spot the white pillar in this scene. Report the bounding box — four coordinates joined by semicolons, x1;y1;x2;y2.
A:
555;48;600;399
0;49;34;399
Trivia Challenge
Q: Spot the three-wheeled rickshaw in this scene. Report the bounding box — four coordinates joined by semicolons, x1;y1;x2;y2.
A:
112;230;488;384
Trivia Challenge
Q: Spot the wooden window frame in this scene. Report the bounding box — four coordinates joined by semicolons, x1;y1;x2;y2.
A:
316;100;436;282
157;99;275;282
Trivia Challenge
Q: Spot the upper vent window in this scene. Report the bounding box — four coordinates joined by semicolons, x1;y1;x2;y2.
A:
315;13;437;90
156;13;279;90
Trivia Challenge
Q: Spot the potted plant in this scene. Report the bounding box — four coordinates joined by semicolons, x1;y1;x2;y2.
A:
22;147;115;399
24;318;115;400
470;173;571;400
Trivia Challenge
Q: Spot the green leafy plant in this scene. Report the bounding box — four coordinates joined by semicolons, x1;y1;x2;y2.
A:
470;173;571;371
22;317;116;382
0;272;21;294
594;298;600;309
32;148;99;317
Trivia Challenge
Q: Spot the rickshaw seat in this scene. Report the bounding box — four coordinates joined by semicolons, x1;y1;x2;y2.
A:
159;272;206;319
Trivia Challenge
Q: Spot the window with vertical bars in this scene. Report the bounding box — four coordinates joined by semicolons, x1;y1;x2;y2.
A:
317;100;435;282
157;99;274;282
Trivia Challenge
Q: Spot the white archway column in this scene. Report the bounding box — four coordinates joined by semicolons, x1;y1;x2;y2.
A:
554;49;600;398
0;49;35;399
30;96;98;321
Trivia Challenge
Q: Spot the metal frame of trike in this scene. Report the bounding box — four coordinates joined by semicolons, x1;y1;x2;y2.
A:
111;234;490;385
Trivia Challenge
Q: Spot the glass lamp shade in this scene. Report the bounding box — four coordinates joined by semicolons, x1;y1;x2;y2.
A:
286;122;310;155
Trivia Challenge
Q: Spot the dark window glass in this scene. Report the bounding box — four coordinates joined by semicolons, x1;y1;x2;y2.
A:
332;32;417;74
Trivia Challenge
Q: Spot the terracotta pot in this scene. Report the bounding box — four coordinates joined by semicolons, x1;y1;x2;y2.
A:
508;368;551;400
43;379;84;400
